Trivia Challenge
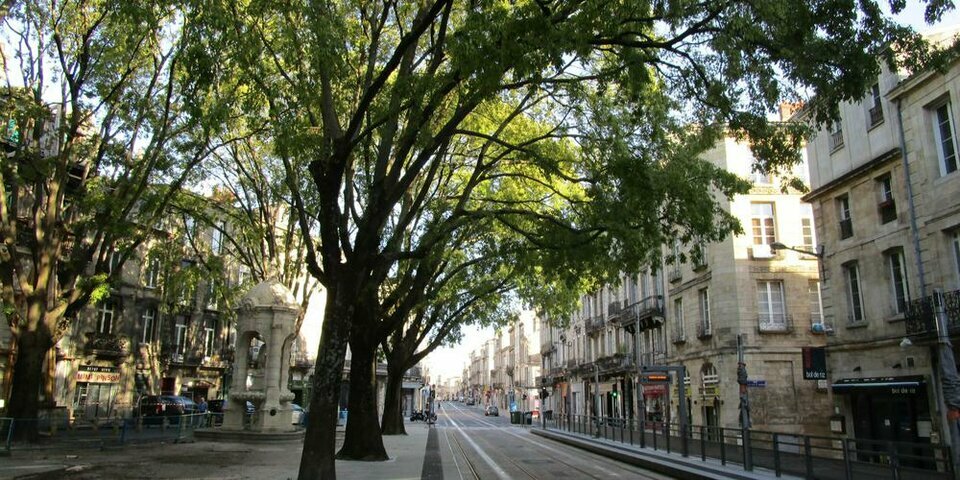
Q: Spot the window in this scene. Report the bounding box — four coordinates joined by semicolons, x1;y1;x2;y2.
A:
206;282;218;310
203;321;215;358
933;102;958;176
809;281;824;328
829;120;844;150
669;240;682;281
182;216;196;245
837;195;853;239
877;175;897;224
141;308;156;344
752;169;773;186
107;251;121;275
673;297;685;341
174;316;188;355
97;302;115;334
757;280;787;331
844;263;865;324
698;288;711;337
751;203;776;245
211;222;225;255
886;249;910;315
237;265;250;286
868;83;884;127
144;257;160;289
800;204;816;252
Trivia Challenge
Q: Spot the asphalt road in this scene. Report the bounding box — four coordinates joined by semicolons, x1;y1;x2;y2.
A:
435;401;675;480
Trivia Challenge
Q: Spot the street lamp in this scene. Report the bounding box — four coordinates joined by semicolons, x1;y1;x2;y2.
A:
770;242;825;282
769;242;824;258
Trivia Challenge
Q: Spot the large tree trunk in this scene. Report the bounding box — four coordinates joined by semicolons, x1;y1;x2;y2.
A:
7;327;53;441
337;329;388;460
380;358;406;436
298;297;351;480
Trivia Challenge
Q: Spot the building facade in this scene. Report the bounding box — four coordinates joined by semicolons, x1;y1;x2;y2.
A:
538;134;832;436
801;35;960;446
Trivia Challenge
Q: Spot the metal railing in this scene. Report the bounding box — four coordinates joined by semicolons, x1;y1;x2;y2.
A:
542;414;954;479
1;413;229;452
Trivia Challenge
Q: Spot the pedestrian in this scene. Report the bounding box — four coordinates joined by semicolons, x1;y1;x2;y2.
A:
198;397;208;413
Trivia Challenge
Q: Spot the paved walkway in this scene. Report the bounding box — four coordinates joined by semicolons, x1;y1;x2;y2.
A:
1;424;433;480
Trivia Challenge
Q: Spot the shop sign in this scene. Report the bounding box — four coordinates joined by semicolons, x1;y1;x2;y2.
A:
802;347;827;380
76;365;120;383
642;384;666;396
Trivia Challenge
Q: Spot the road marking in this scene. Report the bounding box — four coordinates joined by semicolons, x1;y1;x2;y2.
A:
446;416;512;480
500;429;626;478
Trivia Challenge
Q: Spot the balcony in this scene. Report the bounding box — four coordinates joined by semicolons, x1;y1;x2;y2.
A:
696;321;712;340
671;330;686;344
585;314;605;335
617;295;665;331
905;290;960;336
607;300;623;317
758;314;794;333
639;351;667;367
540;340;556;354
84;332;130;358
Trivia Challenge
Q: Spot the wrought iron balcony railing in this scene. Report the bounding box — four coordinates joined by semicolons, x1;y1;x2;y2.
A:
84;332;130;358
905;289;960;336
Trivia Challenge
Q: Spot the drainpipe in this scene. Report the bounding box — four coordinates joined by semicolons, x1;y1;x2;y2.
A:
895;100;926;297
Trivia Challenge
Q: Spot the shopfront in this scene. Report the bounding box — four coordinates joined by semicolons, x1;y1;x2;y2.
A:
72;365;121;420
832;375;931;445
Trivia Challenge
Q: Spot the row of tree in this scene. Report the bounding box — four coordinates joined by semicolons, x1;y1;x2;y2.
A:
1;1;954;479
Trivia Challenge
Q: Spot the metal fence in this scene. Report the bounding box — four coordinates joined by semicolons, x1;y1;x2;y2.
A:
1;413;219;453
544;414;954;480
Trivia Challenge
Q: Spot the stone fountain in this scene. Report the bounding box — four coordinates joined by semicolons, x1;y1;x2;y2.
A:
195;278;305;442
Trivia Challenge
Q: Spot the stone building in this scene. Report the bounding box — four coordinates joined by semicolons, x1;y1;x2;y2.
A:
461;313;542;413
800;30;960;446
538;133;832;436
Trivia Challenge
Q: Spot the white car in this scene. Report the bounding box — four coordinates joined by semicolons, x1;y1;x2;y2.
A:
291;403;305;425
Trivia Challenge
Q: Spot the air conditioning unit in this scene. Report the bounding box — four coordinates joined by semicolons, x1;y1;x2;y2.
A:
752;244;773;259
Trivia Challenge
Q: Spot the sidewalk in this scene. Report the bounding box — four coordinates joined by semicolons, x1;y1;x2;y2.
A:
1;423;434;480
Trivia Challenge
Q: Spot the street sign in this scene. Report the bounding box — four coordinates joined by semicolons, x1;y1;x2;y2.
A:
802;347;827;380
746;380;766;388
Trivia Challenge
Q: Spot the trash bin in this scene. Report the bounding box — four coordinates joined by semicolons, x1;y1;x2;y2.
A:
510;411;522;424
523;412;532;425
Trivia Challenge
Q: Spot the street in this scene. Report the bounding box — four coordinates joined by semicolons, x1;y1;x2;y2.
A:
434;401;673;480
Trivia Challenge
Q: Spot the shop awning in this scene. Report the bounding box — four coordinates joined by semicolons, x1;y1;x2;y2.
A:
831;375;925;395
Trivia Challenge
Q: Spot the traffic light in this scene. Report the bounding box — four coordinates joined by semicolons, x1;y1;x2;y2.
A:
612;391;619;399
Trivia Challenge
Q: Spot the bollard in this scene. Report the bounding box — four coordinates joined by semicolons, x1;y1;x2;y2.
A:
889;441;900;480
639;419;645;449
804;436;814;479
162;417;169;432
773;433;781;477
720;428;727;465
742;428;753;471
120;419;128;445
701;425;707;461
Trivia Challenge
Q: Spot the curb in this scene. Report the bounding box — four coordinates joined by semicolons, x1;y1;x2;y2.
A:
532;428;798;480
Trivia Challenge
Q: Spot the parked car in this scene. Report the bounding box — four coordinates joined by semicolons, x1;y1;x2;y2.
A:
291;404;304;425
484;405;499;417
138;395;197;424
465;398;475;406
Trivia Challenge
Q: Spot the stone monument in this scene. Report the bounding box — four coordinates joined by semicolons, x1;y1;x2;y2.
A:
197;278;304;441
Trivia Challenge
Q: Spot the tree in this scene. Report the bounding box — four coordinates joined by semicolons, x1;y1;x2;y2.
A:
0;1;236;436
174;134;321;331
187;1;949;478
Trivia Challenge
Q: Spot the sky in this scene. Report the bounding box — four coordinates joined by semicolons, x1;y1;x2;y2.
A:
420;1;960;384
